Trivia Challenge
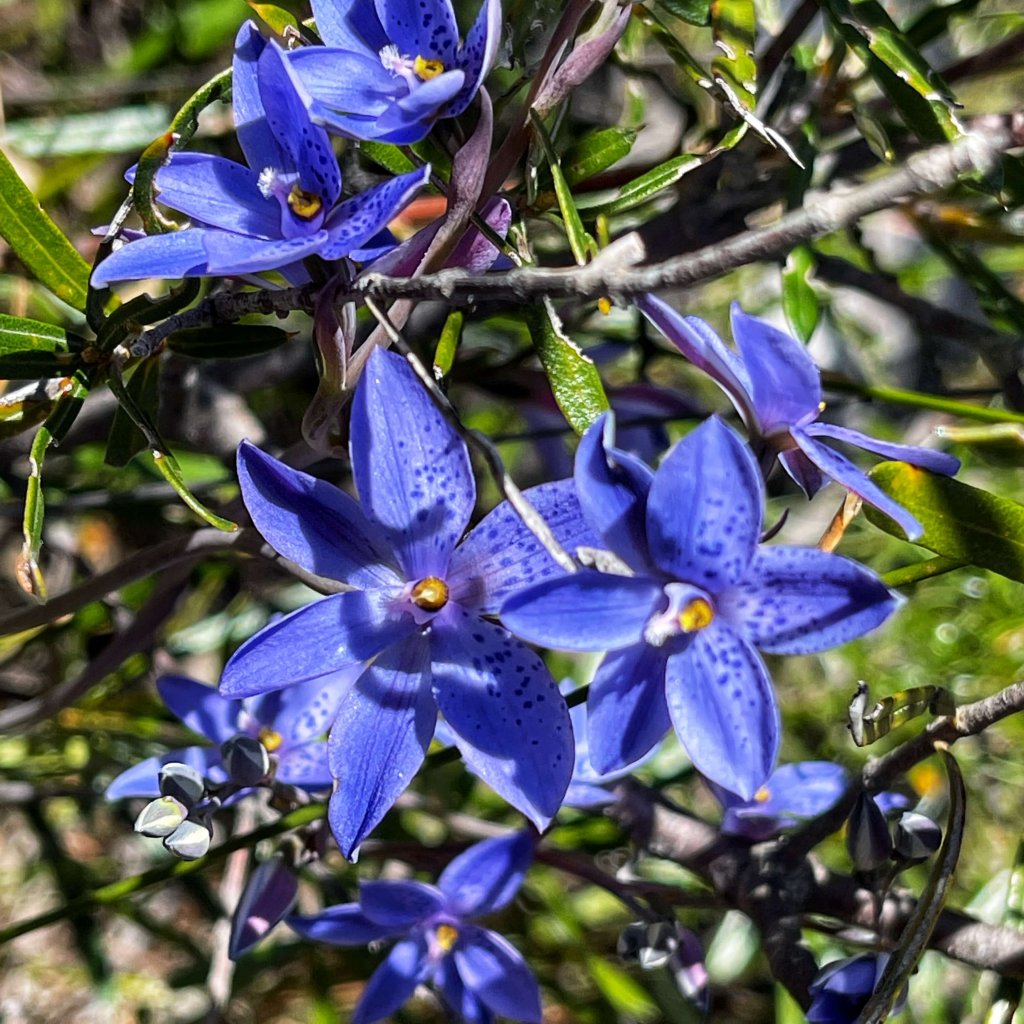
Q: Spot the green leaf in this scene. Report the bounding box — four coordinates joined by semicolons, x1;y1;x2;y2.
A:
530;111;593;266
19;424;51;601
358;141;419;176
562;127;638;187
105;359;160;468
865;462;1024;582
0;314;77;354
587;956;660;1021
166;324;291;359
577;152;703;217
0;351;80;378
4;105;171;159
528;298;609;434
711;0;757;112
433;309;463;379
818;0;963;142
780;245;819;342
0;147;91;311
655;0;711;25
245;0;298;34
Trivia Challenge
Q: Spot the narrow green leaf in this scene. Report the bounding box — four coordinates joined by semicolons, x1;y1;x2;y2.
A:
856;749;965;1021
780;245;820;342
881;556;962;589
166;324;291;359
577;153;703;216
0;351;81;378
0;147;91;311
19;424;51;601
818;0;963;142
711;0;757;112
865;462;1024;582
105;359;160;468
530;112;592;265
0;314;77;354
5;105;171;159
587;956;660;1021
528;298;609;434
655;0;711;25
358;141;418;176
433;310;463;379
562;127;638;187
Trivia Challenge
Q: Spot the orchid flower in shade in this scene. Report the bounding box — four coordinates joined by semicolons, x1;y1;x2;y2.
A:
502;414;901;800
220;347;596;857
637;296;961;540
807;954;905;1023
289;830;541;1024
288;0;501;144
104;674;343;800
707;761;849;841
92;22;429;288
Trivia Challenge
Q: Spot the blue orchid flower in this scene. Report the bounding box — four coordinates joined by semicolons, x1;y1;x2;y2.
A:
708;761;849;841
286;0;500;144
92;22;429;287
220;347;595;857
104;673;343;799
290;831;540;1024
808;953;904;1023
501;414;901;800
638;297;960;540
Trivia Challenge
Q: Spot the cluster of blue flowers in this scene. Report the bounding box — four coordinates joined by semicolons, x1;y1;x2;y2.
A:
97;2;964;1020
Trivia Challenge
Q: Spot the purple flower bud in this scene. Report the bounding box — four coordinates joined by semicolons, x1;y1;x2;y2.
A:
893;811;942;862
158;761;206;806
846;791;892;872
229;854;299;959
221;733;271;787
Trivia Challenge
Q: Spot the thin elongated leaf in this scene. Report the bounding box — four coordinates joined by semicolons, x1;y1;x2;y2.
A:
0;314;77;354
577;153;703;216
530;112;593;265
866;462;1024;582
105;359;161;468
855;749;965;1021
818;0;963;142
358;141;419;176
5;105;171;159
528;298;609;434
711;0;757;112
0;147;91;311
0;351;81;379
166;324;291;358
18;425;51;600
433;309;463;379
562;127;638;187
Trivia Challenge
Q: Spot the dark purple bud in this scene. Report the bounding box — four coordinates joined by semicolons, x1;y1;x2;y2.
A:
221;733;271;787
893;811;942;862
158;761;206;806
846;791;892;871
134;795;188;837
163;819;212;860
229;854;299;959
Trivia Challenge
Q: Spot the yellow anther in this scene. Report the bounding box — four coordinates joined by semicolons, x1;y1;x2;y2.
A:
754;785;771;804
597;297;612;316
436;924;459;952
411;576;449;611
414;55;445;80
287;185;323;219
678;597;714;633
818;400;827;413
258;727;284;753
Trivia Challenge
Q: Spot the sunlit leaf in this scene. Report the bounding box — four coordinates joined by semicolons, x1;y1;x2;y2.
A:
781;246;819;342
562;127;638;187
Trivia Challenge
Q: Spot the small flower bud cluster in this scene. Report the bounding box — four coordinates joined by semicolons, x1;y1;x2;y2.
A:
845;791;942;875
132;733;275;861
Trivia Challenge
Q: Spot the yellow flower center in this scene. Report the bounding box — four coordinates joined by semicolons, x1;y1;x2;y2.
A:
678;597;714;633
411;576;449;611
754;785;771;803
258;727;284;753
287;185;323;219
435;924;459;952
414;55;445;80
